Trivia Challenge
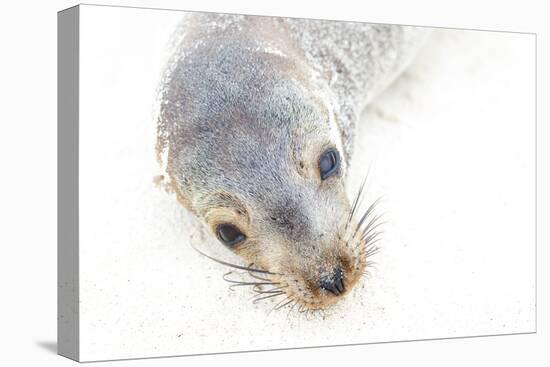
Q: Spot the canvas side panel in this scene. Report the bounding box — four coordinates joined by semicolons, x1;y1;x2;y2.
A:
57;5;80;361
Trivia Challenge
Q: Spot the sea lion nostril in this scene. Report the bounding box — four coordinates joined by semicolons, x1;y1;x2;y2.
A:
320;267;345;296
334;272;345;294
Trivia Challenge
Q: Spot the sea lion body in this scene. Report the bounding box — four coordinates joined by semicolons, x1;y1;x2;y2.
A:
156;13;427;311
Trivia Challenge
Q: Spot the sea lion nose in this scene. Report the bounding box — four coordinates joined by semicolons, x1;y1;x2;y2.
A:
319;267;345;296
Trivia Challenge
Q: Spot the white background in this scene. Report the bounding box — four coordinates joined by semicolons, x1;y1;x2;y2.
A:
0;0;548;366
77;5;535;361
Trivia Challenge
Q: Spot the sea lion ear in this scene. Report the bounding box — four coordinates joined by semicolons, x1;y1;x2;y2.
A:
152;148;174;194
152;174;175;194
154;122;177;195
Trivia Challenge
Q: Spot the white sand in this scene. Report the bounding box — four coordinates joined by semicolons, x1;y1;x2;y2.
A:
77;6;535;361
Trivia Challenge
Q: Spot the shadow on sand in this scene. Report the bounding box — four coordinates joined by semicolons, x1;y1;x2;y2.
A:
36;340;57;354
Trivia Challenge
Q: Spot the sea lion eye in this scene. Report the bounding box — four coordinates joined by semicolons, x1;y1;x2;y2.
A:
216;224;246;247
318;148;341;180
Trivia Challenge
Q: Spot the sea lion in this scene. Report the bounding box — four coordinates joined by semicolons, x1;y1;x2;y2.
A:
155;12;427;311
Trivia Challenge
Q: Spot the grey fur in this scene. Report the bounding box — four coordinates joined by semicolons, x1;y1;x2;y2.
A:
155;12;427;308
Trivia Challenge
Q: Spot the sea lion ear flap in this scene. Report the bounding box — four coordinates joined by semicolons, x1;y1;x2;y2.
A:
153;123;176;194
152;173;175;194
152;155;177;195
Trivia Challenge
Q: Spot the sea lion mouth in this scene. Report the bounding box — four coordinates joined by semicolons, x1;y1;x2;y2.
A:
191;177;384;315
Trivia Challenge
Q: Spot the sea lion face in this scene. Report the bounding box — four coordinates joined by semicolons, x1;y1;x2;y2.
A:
158;43;373;310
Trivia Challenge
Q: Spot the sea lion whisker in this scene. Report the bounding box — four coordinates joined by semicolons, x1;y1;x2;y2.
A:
342;176;369;248
253;284;288;294
359;249;379;262
357;231;381;249
191;244;279;275
253;290;286;295
359;214;385;238
363;236;382;250
346;173;370;229
251;291;279;300
252;292;285;304
223;272;279;286
366;237;382;251
266;296;290;318
225;278;278;286
353;196;383;237
286;300;298;319
253;286;289;294
345;196;383;246
267;296;293;316
365;247;380;258
358;239;381;257
361;227;385;247
247;271;274;282
228;282;278;290
361;229;383;245
274;298;294;311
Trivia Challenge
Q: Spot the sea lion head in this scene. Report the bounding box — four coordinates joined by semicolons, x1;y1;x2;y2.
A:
156;33;378;311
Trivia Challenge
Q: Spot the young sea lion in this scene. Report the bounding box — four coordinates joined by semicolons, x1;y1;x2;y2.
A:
156;12;427;311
